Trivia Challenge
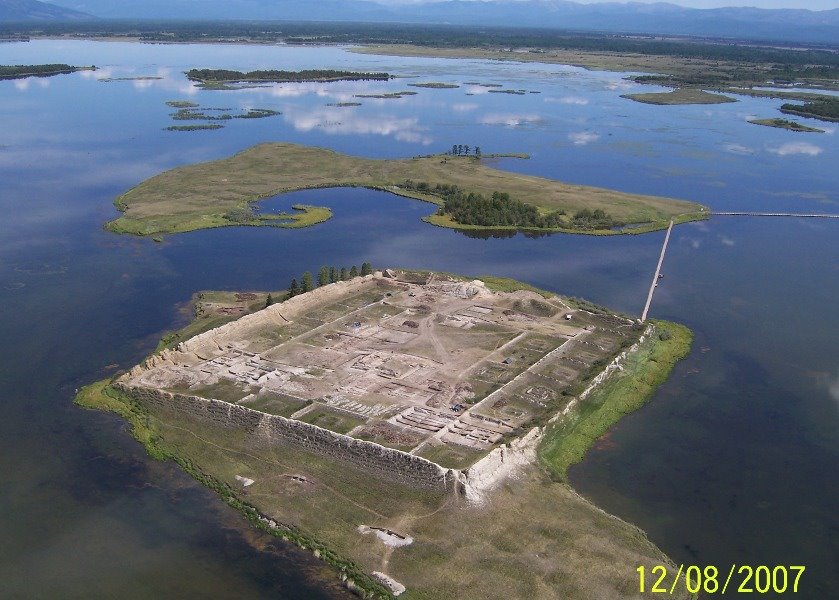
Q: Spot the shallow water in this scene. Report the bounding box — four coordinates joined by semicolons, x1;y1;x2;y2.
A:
0;40;836;597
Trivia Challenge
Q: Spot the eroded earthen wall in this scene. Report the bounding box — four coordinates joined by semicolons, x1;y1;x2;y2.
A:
115;383;457;492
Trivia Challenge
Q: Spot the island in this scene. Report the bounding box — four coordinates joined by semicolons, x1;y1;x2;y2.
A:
77;269;693;599
747;118;824;133
621;88;737;106
0;63;95;80
186;68;391;88
106;142;706;236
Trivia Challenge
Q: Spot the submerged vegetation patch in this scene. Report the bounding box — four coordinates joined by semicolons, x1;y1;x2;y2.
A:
407;82;460;89
165;124;225;131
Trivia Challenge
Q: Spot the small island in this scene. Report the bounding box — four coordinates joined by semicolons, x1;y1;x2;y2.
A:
76;269;693;599
748;118;824;133
0;63;95;80
407;82;460;89
622;88;737;105
107;142;706;236
185;68;392;88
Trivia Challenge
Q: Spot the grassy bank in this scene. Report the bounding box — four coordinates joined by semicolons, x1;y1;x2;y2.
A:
75;381;395;599
539;320;693;479
107;142;704;237
622;88;736;106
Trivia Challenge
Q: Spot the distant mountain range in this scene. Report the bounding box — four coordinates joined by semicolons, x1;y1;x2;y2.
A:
0;0;89;20
4;0;839;45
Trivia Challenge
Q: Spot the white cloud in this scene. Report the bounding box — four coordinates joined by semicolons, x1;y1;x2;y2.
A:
724;143;755;155
568;131;600;145
283;107;431;144
768;142;823;156
451;102;479;112
480;113;543;127
829;371;839;405
545;96;589;105
719;235;735;246
13;78;49;92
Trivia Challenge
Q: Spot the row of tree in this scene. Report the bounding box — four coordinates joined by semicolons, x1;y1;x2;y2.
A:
449;144;481;157
780;97;839;121
267;262;374;307
439;187;567;228
401;180;622;230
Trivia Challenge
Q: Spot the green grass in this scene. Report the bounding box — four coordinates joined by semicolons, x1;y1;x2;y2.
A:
538;320;693;479
106;142;704;236
622;88;737;105
748;118;824;132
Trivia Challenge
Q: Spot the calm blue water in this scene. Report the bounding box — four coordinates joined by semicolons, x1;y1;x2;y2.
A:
1;40;836;598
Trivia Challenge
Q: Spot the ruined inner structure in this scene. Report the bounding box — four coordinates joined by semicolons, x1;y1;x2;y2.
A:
120;270;640;475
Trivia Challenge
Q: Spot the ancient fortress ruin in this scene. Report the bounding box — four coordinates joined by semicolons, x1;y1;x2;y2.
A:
117;271;642;497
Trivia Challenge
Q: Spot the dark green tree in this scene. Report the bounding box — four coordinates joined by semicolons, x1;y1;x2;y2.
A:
265;293;274;308
464;145;470;155
451;144;458;155
318;266;330;287
349;265;359;278
288;278;300;297
301;271;313;293
360;262;373;276
457;144;464;155
329;266;337;283
340;267;348;281
475;146;482;158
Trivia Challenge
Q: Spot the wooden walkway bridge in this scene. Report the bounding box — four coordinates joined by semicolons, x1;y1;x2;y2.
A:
641;220;673;322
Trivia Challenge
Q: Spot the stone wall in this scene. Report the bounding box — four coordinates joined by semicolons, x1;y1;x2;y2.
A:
116;383;458;493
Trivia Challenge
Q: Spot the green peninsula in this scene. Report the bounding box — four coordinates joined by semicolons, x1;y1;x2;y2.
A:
0;63;94;80
107;143;706;236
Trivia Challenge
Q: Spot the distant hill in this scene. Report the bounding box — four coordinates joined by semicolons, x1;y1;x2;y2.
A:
0;0;90;20
24;1;839;44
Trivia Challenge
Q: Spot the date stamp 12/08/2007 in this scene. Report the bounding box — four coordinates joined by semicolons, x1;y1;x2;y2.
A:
637;565;805;595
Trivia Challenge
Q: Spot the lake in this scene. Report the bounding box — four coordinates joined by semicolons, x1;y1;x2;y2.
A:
0;40;836;598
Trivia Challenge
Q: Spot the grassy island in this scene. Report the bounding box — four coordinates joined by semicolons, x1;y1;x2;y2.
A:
622;88;737;105
748;118;824;133
186;68;391;87
76;271;694;600
0;63;94;80
407;82;460;89
107;142;705;236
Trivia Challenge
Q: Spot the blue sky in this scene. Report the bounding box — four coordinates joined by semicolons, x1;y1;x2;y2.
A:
378;1;838;10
